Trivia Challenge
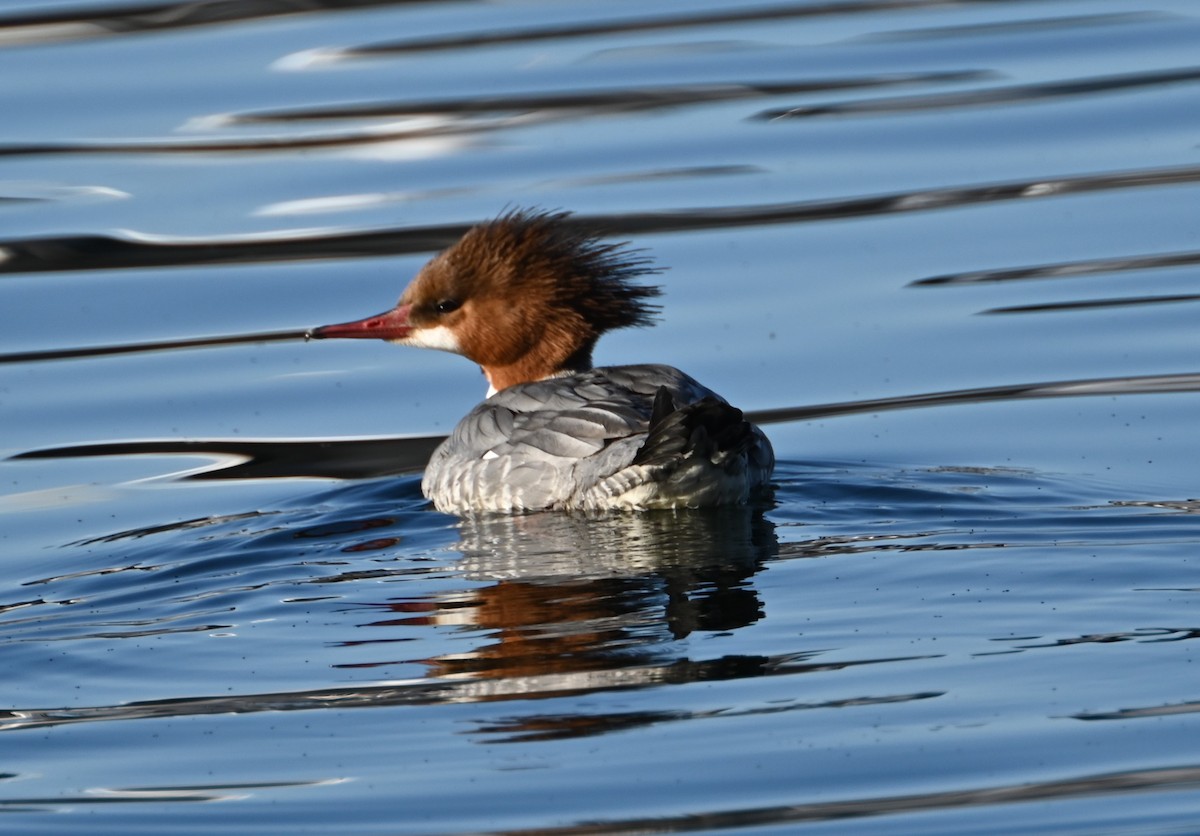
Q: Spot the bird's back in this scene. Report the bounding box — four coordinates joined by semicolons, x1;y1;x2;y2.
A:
422;364;774;513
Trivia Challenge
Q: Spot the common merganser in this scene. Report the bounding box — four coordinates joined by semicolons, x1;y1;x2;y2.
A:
309;209;774;514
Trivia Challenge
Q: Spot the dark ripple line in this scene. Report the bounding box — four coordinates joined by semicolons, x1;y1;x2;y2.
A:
3;163;1200;276
343;0;997;57
0;794;209;806
982;294;1200;315
0;778;330;807
487;765;1200;834
0;329;307;364
232;72;990;123
757;65;1200;119
0;651;929;731
480;690;943;744
12;371;1200;480
12;435;443;480
913;249;1200;286
856;11;1169;42
743;370;1200;425
1075;700;1200;721
0;225;465;275
0;124;469;158
0;0;422;46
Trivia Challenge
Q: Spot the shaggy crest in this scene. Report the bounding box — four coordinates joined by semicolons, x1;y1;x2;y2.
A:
446;208;663;333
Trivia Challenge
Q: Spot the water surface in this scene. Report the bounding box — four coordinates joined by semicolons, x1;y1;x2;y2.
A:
3;1;1200;833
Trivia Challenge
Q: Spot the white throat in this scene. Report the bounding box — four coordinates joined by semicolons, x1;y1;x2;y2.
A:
399;324;461;354
484;366;587;400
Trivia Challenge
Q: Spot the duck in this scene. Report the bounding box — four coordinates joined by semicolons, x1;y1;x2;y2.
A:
308;208;774;513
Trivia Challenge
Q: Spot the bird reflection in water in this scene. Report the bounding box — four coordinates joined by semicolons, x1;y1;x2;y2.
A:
349;507;778;699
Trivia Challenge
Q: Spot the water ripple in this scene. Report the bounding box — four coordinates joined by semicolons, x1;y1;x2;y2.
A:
912;248;1200;287
319;0;970;60
11;369;1200;478
479;765;1200;833
0;0;401;47
758;65;1200;119
1;163;1198;277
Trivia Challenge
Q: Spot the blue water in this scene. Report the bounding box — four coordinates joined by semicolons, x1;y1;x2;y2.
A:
3;1;1200;833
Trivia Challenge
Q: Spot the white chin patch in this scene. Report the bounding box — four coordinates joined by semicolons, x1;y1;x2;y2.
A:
396;324;461;354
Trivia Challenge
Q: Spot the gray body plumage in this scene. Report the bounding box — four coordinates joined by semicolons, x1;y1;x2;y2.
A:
422;364;775;514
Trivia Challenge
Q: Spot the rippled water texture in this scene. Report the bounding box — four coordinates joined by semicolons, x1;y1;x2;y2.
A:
3;1;1200;833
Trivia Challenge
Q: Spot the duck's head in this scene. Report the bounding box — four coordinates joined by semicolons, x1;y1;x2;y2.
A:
309;209;662;393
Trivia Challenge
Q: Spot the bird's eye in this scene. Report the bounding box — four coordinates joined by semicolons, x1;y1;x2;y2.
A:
435;299;461;314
